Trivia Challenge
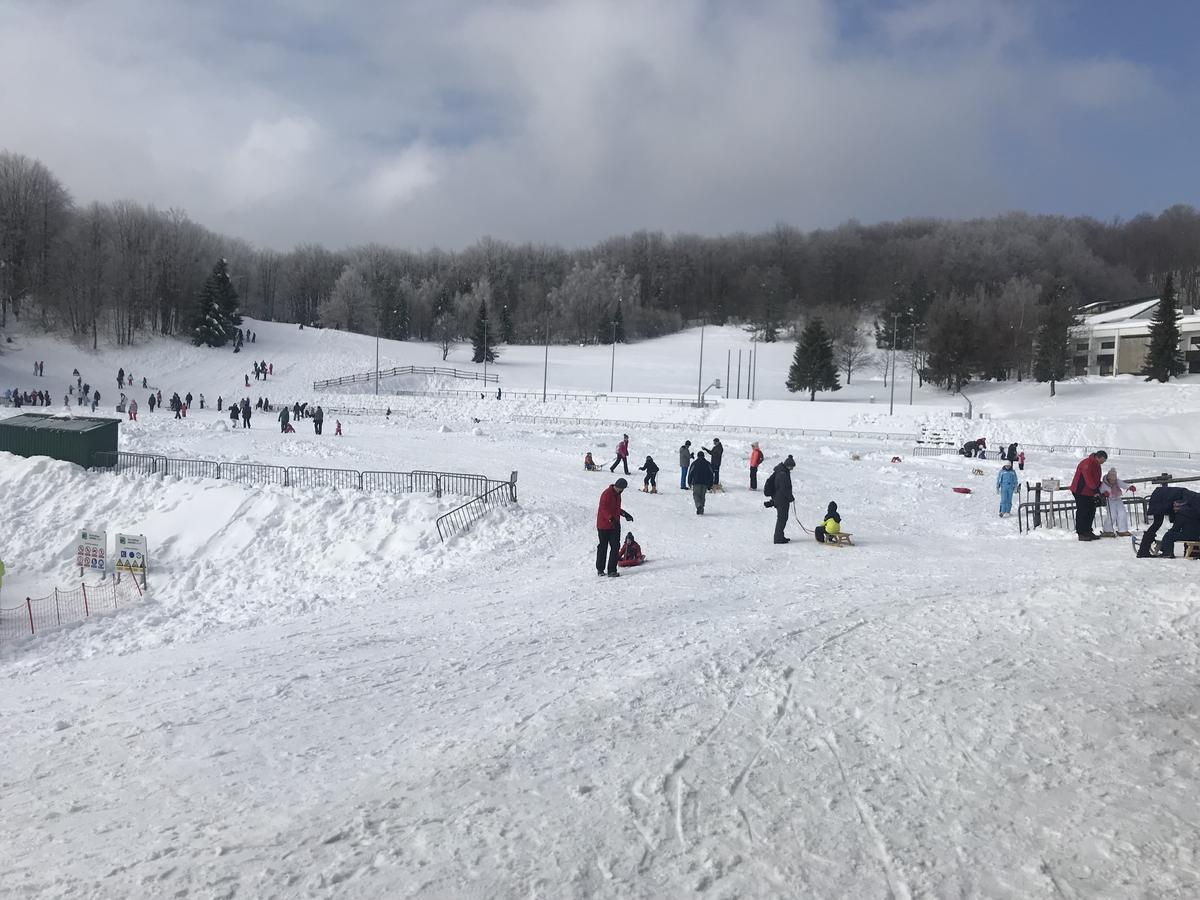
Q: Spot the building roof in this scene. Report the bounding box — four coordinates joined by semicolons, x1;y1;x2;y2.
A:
0;413;119;433
1082;299;1159;325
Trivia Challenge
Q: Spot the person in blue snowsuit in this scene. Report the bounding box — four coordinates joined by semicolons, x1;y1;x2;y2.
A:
996;462;1018;517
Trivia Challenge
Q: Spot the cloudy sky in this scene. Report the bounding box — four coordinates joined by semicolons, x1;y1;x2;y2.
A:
1;0;1196;250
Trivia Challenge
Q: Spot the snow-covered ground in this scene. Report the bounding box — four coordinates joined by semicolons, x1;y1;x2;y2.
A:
3;320;1200;898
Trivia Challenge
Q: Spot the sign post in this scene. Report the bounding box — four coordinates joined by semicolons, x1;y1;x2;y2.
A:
76;529;107;577
115;533;148;587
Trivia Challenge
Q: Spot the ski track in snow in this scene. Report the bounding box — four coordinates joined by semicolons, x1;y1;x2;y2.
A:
2;320;1200;897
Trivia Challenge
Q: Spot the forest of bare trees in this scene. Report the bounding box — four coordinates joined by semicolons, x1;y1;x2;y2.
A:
2;148;1199;390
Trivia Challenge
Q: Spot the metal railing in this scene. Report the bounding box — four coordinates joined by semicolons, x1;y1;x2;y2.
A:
436;480;517;542
514;414;918;442
313;365;499;390
92;451;513;498
1018;495;1147;534
318;387;708;407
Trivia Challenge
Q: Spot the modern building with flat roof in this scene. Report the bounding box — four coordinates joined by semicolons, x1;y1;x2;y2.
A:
1070;297;1200;376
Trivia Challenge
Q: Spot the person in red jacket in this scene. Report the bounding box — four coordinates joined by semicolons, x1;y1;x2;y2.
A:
609;434;631;475
596;478;634;577
1070;450;1108;541
749;442;765;490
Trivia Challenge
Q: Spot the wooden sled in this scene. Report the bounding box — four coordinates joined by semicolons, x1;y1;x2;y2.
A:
820;533;854;547
1183;541;1200;560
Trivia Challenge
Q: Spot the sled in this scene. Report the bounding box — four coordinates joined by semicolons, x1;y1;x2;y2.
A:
1184;542;1200;560
952;487;972;495
821;533;853;547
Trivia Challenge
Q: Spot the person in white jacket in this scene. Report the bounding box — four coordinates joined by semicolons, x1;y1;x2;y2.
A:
1100;468;1137;536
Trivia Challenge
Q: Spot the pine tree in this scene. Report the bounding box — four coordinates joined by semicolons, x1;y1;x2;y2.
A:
1032;287;1075;397
500;303;515;343
471;299;498;363
1142;274;1185;383
923;297;976;392
786;317;841;401
190;259;238;347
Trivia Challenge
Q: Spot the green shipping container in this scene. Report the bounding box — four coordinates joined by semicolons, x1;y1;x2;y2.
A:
0;413;119;469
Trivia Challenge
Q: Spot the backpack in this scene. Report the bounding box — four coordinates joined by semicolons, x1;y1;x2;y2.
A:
763;472;776;497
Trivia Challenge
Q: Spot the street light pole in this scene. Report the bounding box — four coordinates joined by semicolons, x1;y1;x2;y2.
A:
374;330;380;396
542;295;550;403
909;321;918;405
483;316;489;385
696;319;706;405
610;317;617;393
889;312;899;415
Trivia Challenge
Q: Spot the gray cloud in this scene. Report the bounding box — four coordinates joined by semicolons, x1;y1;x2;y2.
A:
0;0;1174;250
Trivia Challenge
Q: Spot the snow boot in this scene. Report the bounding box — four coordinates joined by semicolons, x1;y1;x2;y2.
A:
651;487;658;494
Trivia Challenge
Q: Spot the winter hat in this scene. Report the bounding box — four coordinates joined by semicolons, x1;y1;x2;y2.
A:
784;454;796;468
827;501;838;513
625;532;635;542
684;439;691;446
696;450;706;458
615;478;628;489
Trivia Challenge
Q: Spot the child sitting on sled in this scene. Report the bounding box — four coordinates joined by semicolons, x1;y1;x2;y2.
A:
814;501;842;543
584;451;598;471
616;532;645;567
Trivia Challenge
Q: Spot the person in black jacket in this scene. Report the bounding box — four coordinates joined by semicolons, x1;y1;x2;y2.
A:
703;438;724;487
687;451;714;514
1157;492;1200;558
1138;485;1191;557
637;455;659;493
766;455;797;543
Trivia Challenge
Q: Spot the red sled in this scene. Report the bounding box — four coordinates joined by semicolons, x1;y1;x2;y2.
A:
952;487;972;494
617;555;645;568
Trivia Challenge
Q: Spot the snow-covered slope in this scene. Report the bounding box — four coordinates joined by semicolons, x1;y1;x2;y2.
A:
3;320;1200;898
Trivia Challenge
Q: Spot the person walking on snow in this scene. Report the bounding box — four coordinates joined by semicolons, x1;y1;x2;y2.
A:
91;390;100;412
595;478;634;577
1100;468;1136;536
638;455;659;493
766;455;797;544
678;440;694;490
1070;450;1108;541
241;398;252;429
313;405;324;435
1018;450;1025;471
687;450;715;514
749;442;765;491
996;462;1018;517
229;404;240;428
334;419;342;436
278;404;290;433
610;434;631;475
128;398;138;422
199;393;205;409
704;437;724;487
148;393;156;413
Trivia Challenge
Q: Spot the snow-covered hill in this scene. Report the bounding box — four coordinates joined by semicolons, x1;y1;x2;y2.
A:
3;320;1200;898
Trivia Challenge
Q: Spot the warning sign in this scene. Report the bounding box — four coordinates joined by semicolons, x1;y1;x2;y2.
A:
115;533;148;576
76;529;107;573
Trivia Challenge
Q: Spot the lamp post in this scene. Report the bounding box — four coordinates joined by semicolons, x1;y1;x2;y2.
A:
909;318;919;405
696;318;706;406
483;316;489;385
609;304;619;393
374;330;380;396
542;294;550;403
889;312;899;415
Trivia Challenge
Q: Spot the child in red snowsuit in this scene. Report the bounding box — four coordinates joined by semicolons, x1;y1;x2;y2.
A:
616;533;645;567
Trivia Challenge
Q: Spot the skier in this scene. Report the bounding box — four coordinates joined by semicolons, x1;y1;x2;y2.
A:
749;442;765;491
610;434;630;475
814;501;842;543
1138;485;1192;557
616;533;645;568
997;462;1018;517
637;455;659;493
313;405;324;435
278;404;290;434
128;398;138;422
1100;468;1136;536
764;455;797;544
703;437;724;487
687;450;714;515
595;478;634;577
678;440;694;490
1070;450;1108;541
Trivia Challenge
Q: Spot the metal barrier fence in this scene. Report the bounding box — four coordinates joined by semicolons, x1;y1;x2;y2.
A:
1018;495;1147;534
436;480;518;542
91;451;513;499
320;387;709;407
0;576;142;646
313;364;499;390
514;414;919;442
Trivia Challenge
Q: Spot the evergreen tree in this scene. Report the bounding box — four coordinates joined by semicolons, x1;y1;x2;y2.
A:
1032;285;1075;396
471;299;498;363
612;301;625;343
923;296;976;391
1142;274;1185;382
500;303;515;343
786;317;841;401
190;258;239;347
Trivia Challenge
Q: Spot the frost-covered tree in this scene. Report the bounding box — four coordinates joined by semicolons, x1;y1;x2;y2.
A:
786;317;840;400
191;258;238;347
500;302;515;343
1142;274;1185;383
471;299;497;363
320;265;374;333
